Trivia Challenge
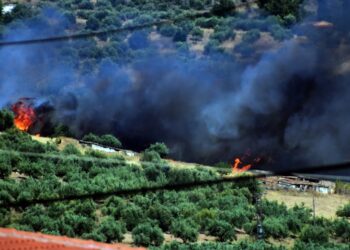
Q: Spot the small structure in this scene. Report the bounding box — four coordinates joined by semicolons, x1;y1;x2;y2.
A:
262;176;335;194
79;140;138;156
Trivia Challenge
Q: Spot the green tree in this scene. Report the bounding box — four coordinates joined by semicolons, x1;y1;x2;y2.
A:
336;203;350;218
141;150;161;162
207;220;236;242
147;143;169;157
98;216;126;243
0;152;13;178
100;134;122;148
170;219;199;243
333;219;350;242
132;222;164;247
62;144;81;156
263;217;289;239
120;204;144;230
0;109;14;131
299;225;329;244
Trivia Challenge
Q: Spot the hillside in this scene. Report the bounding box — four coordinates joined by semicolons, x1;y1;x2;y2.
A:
1;129;350;249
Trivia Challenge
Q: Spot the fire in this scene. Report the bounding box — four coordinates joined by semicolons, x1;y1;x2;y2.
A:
232;158;252;174
231;154;262;175
12;99;37;132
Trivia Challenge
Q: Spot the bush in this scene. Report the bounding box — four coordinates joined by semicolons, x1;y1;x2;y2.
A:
336;203;350;218
99;134;122;148
0;154;12;178
141;150;161;162
82;133;122;148
62;144;81;156
147;143;169;157
132;222;164;247
333;219;350;242
0;109;14;131
207;220;236;242
159;25;177;37
263;217;289;239
97;216;126;243
121;204;144;230
242;29;261;44
299;225;329;244
170;219;199;243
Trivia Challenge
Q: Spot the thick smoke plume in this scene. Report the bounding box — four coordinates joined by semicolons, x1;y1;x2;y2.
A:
1;2;350;170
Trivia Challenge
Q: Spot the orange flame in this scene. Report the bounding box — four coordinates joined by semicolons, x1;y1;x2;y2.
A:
12;100;36;132
232;158;252;174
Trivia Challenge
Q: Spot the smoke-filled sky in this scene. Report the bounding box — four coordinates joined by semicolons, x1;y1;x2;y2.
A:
1;2;350;171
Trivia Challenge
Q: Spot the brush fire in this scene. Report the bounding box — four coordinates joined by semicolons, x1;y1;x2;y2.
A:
11;98;54;136
12;98;37;132
232;155;262;175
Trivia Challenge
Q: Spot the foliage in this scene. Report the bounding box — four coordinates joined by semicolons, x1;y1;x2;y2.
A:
97;216;126;242
147;143;169;157
132;222;164;246
82;133;122;148
207;220;236;242
333;218;350;242
257;0;303;22
170;219;199;243
0;109;14;131
299;225;329;244
62;144;81;156
263;217;289;239
336;202;350;218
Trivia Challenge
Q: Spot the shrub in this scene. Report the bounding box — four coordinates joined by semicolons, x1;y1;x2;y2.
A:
170;219;199;243
147;143;169;157
121;204;144;230
333;219;350;242
132;222;164;246
207;220;236;242
299;225;329;244
0;154;12;178
82;133;122;148
146;204;173;231
263;217;289;239
0;109;14;131
99;134;122;148
159;25;177;37
242;29;261;44
97;216;126;243
62;144;81;156
141;150;161;162
336;203;350;218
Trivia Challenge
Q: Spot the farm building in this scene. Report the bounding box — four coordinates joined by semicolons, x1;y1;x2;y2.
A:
262;176;335;194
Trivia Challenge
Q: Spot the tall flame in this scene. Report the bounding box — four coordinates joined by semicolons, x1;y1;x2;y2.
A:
12;100;36;132
232;158;252;174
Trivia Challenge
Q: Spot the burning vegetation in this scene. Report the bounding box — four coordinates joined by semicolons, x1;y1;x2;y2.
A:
12;98;37;132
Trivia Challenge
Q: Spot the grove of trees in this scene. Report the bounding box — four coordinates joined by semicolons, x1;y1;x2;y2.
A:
0;128;349;248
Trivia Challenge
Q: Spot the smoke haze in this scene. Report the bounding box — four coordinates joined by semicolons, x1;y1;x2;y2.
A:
1;2;350;170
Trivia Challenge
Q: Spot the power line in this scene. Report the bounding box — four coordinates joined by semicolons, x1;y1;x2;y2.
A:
2;153;350;208
0;1;257;47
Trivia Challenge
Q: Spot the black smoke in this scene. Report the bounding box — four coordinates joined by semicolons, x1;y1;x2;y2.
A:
1;2;350;171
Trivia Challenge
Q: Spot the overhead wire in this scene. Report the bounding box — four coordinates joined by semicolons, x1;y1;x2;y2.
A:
0;1;257;47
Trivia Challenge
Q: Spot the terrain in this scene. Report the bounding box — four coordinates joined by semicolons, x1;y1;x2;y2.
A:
1;0;350;249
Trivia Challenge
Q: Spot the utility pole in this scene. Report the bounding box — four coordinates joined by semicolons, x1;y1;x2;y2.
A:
312;188;316;225
255;181;265;240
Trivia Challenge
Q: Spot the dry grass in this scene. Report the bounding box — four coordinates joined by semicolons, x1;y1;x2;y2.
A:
265;190;350;219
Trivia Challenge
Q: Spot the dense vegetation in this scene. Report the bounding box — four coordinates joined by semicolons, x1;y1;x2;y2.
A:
0;0;299;74
0;121;350;248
